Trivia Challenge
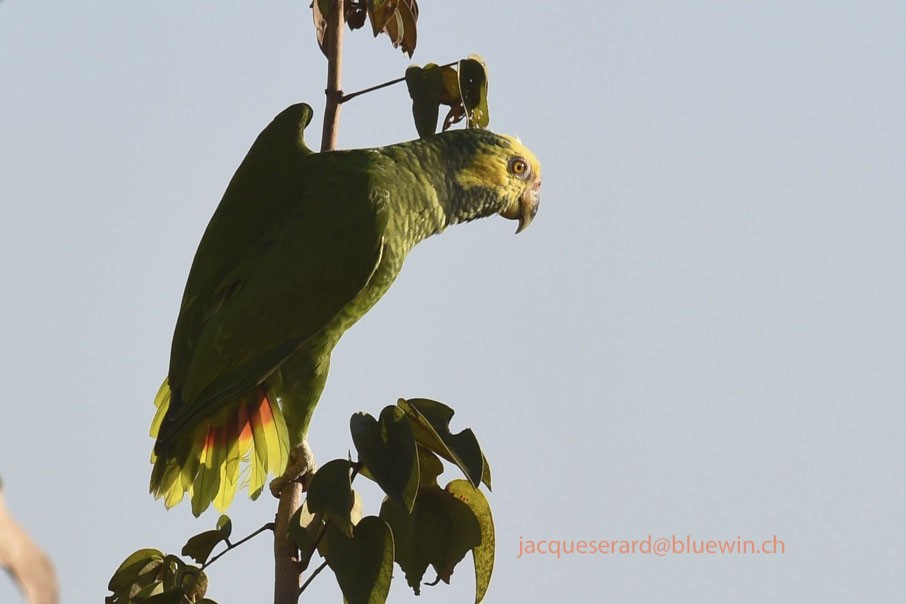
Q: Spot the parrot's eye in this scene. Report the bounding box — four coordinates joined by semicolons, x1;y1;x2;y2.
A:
508;157;531;179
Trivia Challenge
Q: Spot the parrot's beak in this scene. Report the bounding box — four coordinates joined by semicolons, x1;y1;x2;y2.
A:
502;177;541;234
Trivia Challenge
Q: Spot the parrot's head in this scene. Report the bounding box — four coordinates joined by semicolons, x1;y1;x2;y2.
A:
441;130;542;233
493;134;542;234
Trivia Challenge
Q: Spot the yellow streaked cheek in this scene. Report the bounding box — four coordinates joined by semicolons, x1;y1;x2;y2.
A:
456;156;507;190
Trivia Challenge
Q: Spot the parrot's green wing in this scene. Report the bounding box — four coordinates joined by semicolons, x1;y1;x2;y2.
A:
168;103;316;383
178;177;388;412
151;105;388;514
153;178;387;514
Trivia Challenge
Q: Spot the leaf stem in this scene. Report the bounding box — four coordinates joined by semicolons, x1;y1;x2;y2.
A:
339;75;405;104
202;523;275;570
298;560;329;595
339;61;458;104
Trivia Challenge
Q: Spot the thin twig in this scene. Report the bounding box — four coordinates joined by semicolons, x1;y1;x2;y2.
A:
298;560;329;595
299;518;330;569
202;522;274;570
340;75;406;104
339;61;458;104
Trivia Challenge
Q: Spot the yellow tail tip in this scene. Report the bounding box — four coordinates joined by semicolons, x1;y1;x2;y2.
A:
149;384;289;516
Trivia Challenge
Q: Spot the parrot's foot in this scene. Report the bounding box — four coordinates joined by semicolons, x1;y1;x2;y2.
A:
270;441;316;498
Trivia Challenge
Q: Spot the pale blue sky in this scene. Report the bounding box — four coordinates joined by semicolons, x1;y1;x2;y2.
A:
2;1;905;602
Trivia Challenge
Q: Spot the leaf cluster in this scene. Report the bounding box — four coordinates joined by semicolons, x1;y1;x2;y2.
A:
313;0;420;57
106;549;214;604
108;399;494;604
290;398;495;604
405;57;490;137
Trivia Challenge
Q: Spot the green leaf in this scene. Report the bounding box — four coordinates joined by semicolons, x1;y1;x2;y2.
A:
130;582;164;600
215;515;232;539
447;480;495;603
423;487;481;584
414;490;453;582
367;0;419;56
180;566;209;602
181;514;231;566
380;485;481;595
351;407;419;511
459;55;490;129
379;497;425;593
326;516;394;604
107;553;210;603
106;549;212;604
408;58;490;132
398;398;485;488
143;590;184;604
180;530;223;566
107;549;165;593
307;459;355;536
160;555;187;591
439;65;461;106
417;447;444;488
480;453;492;490
367;0;398;36
406;64;444;137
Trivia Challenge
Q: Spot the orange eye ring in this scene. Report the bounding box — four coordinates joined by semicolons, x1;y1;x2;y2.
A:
508;157;530;179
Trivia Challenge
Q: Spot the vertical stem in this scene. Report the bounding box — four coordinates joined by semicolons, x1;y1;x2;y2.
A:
321;0;345;151
273;481;304;604
274;2;346;602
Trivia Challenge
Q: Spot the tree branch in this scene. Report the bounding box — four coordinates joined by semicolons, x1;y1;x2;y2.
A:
274;1;346;601
273;483;305;604
320;0;346;152
0;482;59;604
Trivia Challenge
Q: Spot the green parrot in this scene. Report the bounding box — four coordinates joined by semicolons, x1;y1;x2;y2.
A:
149;103;541;516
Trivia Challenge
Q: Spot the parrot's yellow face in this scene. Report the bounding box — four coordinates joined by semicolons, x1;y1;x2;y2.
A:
455;134;542;233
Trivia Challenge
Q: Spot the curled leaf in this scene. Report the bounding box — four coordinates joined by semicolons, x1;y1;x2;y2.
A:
458;55;490;129
447;480;495;604
397;398;485;488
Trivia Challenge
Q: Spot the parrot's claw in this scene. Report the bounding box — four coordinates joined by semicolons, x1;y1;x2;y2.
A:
270;441;316;498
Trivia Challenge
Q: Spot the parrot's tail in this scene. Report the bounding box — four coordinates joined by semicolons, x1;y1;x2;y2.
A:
149;379;289;516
